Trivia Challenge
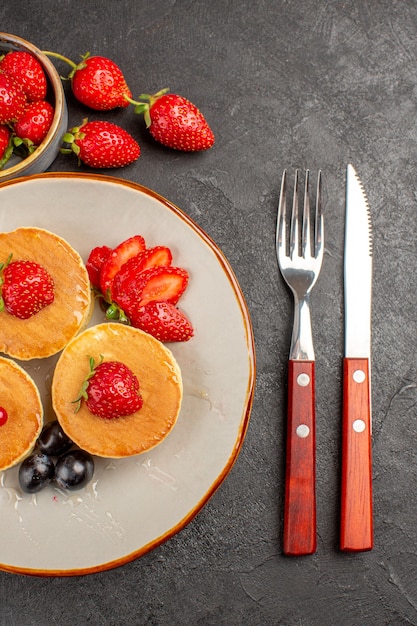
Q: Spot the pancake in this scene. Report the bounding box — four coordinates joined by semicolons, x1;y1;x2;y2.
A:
0;356;43;471
0;227;91;360
51;323;183;458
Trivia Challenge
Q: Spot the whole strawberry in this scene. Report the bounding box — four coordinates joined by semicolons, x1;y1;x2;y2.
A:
0;72;26;124
14;100;55;147
129;301;194;342
0;258;55;319
127;88;214;152
0;51;47;101
44;51;131;110
0;125;12;168
74;357;143;419
61;119;140;168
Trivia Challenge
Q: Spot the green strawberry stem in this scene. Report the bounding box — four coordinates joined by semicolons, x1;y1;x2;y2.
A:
104;301;130;324
13;136;36;155
72;354;104;412
60;119;88;161
0;133;15;169
95;290;130;325
42;51;91;79
124;88;169;127
0;253;13;313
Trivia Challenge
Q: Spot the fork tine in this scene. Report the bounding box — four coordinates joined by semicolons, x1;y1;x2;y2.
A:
276;169;287;256
277;169;323;263
302;170;310;259
315;170;323;258
289;169;299;259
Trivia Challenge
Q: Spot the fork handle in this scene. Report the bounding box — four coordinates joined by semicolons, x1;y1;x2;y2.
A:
283;359;316;556
340;357;373;552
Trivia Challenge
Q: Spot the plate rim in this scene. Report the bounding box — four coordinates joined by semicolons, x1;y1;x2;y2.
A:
0;172;256;577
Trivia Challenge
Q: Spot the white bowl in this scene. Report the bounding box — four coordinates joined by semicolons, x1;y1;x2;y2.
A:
0;32;68;180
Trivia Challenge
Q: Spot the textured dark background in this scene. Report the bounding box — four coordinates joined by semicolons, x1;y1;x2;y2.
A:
1;1;417;624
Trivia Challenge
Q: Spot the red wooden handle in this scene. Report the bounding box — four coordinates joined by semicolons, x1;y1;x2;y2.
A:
340;357;373;551
283;360;316;556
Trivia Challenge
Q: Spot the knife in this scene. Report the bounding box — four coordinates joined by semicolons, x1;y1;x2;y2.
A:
341;163;373;552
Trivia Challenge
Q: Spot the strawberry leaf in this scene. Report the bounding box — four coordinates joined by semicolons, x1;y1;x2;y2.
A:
72;354;104;412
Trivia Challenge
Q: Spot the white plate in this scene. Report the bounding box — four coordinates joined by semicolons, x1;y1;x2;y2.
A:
0;173;255;576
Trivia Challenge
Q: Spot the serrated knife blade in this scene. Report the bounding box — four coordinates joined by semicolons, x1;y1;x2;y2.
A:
340;163;373;552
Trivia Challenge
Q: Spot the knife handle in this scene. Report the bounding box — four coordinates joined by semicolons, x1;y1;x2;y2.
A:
341;357;373;552
283;360;316;556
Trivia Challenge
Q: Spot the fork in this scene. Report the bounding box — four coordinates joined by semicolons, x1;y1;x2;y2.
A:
276;169;324;556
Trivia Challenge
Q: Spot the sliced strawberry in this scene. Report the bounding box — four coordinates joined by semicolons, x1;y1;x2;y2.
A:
113;265;188;312
112;246;172;300
86;245;112;289
138;266;188;306
99;235;146;299
137;246;173;271
129;301;193;342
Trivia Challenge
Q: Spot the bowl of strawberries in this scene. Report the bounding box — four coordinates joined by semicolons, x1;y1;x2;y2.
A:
0;32;67;180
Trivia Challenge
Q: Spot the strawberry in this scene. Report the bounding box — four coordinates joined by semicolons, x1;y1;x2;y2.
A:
99;235;146;298
0;125;10;155
71;55;132;110
0;72;26;124
0;51;47;101
87;235;193;342
136;266;189;306
127;89;214;152
0;125;13;168
128;301;193;342
0;258;54;319
86;245;112;289
14;100;54;147
112;245;172;294
61;119;140;169
73;357;143;419
44;51;131;110
113;265;189;313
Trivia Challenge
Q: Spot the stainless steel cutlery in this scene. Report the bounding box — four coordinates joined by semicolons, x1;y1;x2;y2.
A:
341;164;373;552
276;164;373;555
276;169;323;556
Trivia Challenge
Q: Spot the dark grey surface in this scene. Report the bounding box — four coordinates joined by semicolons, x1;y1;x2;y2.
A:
1;1;416;624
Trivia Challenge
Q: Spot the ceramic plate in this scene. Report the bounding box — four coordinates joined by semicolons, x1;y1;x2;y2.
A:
0;173;255;576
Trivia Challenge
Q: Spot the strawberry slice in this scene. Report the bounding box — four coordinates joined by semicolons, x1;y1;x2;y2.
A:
112;246;172;298
99;235;146;299
137;245;173;271
137;266;188;307
129;301;193;342
113;265;188;312
86;245;112;289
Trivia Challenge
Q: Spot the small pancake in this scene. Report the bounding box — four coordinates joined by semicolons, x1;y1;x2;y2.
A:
0;227;91;360
0;356;43;471
52;323;183;458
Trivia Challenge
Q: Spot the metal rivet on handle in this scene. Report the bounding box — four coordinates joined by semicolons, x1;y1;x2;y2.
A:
353;419;366;433
353;369;366;383
297;373;310;387
296;424;310;438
